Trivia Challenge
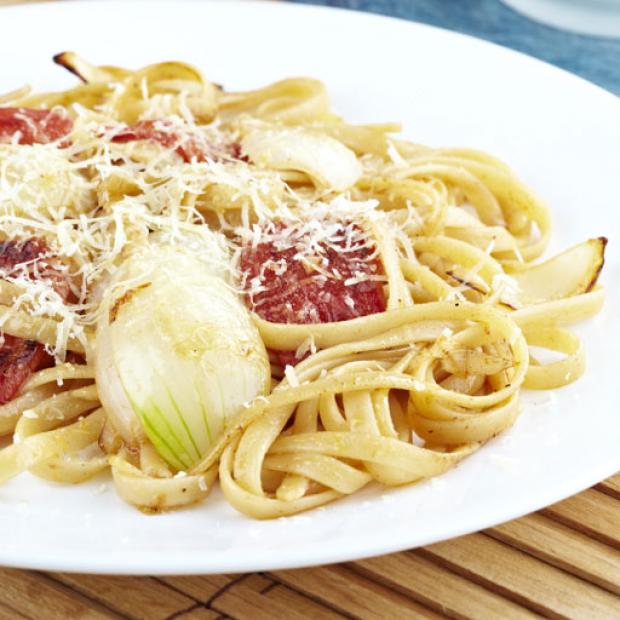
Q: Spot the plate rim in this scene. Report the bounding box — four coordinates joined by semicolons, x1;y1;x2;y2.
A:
0;0;618;575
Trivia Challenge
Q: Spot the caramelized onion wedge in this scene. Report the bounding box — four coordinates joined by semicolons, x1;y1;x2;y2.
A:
241;127;362;191
94;238;271;471
508;237;606;304
53;51;129;83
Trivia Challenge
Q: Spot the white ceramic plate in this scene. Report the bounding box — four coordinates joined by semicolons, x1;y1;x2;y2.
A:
0;0;618;575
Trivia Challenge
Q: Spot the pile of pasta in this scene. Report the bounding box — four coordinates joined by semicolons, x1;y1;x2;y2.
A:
0;54;605;518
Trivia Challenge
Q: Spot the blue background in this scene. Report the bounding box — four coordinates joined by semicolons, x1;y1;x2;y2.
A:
290;0;620;95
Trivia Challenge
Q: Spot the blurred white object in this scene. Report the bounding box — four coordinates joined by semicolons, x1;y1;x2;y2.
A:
502;0;620;37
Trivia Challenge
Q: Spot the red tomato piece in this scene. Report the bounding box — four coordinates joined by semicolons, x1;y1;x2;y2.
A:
0;108;73;145
0;238;71;302
0;238;48;270
110;119;242;163
0;239;69;405
240;222;386;366
0;335;51;405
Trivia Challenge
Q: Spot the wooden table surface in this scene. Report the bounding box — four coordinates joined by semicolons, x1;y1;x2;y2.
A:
0;473;615;619
0;1;618;618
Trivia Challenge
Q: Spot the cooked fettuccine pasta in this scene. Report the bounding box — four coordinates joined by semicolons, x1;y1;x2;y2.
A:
0;53;606;518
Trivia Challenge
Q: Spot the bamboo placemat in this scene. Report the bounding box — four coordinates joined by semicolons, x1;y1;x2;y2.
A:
0;473;616;619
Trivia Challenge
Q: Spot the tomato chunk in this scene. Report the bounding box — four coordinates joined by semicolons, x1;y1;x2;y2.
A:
0;239;68;405
240;221;386;366
110;119;242;163
0;108;73;145
0;238;71;302
0;335;51;405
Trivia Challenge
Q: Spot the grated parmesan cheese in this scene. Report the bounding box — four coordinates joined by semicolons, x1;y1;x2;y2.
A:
294;335;317;360
489;273;522;308
284;364;300;387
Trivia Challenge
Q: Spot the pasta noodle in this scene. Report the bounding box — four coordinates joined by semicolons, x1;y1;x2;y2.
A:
0;54;606;519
